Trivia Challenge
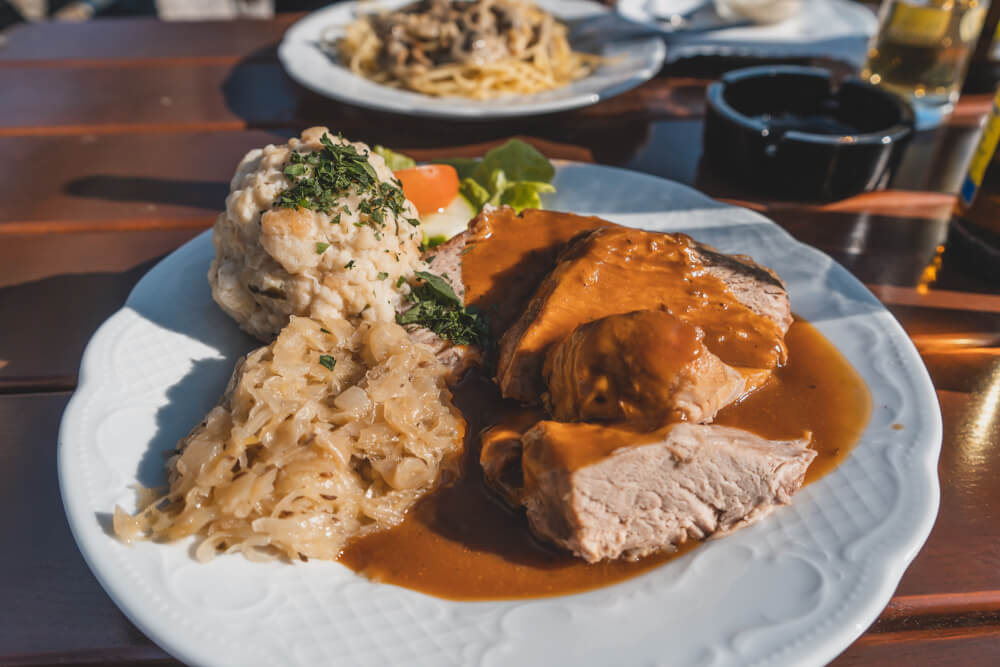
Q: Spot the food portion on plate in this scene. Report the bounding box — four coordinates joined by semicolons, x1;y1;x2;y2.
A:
374;139;557;246
332;0;603;99
209;128;423;341
114;128;870;597
114;316;465;562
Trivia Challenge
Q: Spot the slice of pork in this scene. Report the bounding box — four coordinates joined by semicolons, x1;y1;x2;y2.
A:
543;309;752;424
497;226;792;405
520;421;815;563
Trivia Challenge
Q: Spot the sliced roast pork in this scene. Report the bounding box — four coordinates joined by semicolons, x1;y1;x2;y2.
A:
543;309;752;424
497;226;792;405
479;407;547;507
459;207;617;336
520;421;816;563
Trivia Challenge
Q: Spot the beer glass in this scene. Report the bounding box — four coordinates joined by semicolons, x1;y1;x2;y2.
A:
861;0;989;122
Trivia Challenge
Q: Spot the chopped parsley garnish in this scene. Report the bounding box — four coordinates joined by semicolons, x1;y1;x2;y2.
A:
344;260;355;269
318;355;336;371
377;271;389;281
315;242;330;254
395;275;407;288
276;133;408;231
320;327;331;334
396;271;490;348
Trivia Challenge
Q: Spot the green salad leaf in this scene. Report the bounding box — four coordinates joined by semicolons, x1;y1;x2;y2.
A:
471;139;555;185
373;145;416;171
462;140;556;213
459;178;491;210
499;181;556;211
381;139;557;216
432;157;479;180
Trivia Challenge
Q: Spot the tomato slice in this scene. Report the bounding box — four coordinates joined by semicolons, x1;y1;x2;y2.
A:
395;164;459;215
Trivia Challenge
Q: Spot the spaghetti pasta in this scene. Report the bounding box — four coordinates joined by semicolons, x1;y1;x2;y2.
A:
330;0;602;99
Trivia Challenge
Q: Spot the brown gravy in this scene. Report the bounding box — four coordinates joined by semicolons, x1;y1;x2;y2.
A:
462;208;615;335
339;318;871;600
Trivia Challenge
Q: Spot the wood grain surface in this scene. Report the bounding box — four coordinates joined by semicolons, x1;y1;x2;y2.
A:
1;7;998;666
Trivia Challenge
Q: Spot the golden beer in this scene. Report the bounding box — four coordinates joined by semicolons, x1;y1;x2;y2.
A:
861;0;989;108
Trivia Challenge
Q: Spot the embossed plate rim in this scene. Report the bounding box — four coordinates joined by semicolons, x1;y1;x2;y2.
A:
59;163;941;667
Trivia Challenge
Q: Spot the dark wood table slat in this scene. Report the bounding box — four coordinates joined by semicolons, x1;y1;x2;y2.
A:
830;631;1000;666
0;228;203;288
0;130;287;227
0;260;153;384
0;15;297;64
0;393;159;658
0;61;711;136
892;390;1000;598
0;132;594;230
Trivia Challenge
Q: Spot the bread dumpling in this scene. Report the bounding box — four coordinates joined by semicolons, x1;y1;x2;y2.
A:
209;127;424;341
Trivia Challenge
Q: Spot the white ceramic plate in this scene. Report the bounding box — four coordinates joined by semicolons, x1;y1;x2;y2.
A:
618;0;877;66
277;0;666;119
59;164;941;667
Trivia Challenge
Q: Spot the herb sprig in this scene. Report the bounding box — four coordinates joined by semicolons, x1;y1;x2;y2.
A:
276;134;412;232
396;271;490;349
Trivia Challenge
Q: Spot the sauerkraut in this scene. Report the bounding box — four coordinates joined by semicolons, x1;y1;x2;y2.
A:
209;127;425;341
114;316;465;561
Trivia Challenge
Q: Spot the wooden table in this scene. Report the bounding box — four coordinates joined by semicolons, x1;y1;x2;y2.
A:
2;13;999;667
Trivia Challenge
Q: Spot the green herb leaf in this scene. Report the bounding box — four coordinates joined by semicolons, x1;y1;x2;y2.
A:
344;260;355;269
414;270;461;307
315;242;330;254
318;355;336;370
396;280;490;348
320;327;331;334
276;133;409;231
396;275;407;288
377;271;389;280
284;163;307;178
374;145;416;171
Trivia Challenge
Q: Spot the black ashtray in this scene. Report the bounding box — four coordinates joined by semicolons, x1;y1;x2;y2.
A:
704;66;914;200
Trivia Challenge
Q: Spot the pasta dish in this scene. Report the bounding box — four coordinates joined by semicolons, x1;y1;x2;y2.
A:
331;0;602;99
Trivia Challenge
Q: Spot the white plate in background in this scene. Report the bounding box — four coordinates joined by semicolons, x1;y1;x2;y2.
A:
277;0;666;119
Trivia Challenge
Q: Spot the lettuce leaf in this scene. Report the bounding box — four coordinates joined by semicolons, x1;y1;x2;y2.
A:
471;139;555;185
373;145;416;171
432;157;479;180
459;178;491;210
376;140;556;214
498;181;556;211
